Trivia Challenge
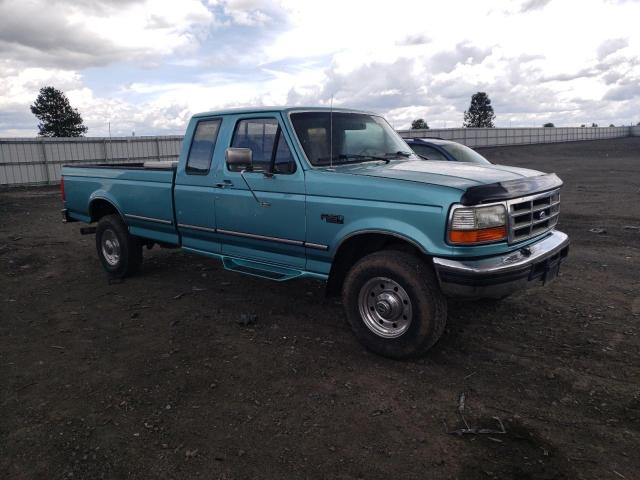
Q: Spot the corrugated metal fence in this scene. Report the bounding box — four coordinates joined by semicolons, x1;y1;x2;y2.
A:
0;136;182;186
398;126;636;147
1;127;639;186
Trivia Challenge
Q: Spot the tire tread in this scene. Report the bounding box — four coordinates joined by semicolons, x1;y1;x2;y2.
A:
342;250;447;359
95;214;142;278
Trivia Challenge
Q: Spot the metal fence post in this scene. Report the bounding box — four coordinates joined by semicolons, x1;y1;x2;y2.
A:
40;139;51;184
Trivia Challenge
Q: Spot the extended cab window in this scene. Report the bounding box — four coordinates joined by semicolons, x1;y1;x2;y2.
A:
186;119;222;174
230;118;296;174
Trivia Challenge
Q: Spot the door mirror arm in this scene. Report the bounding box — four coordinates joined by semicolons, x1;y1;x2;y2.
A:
239;169;271;208
225;147;271;207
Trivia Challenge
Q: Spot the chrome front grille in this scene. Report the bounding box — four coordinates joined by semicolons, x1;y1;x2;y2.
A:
507;189;560;244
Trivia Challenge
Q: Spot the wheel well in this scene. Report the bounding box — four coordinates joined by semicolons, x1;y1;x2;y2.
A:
326;233;428;297
89;199;120;223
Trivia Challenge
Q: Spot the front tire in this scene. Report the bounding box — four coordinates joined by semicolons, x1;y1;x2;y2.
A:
95;214;142;278
342;250;447;359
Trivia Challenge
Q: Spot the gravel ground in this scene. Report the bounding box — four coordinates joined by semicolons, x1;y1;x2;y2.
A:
1;137;639;480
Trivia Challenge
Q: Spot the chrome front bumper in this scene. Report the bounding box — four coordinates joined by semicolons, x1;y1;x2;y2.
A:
433;230;570;299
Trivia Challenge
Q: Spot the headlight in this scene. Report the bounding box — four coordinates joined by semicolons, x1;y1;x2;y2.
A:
449;204;507;245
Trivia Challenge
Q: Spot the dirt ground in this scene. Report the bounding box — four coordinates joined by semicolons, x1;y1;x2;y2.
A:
1;137;639;480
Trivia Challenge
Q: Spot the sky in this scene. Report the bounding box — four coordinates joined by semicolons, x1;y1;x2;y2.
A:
0;0;639;136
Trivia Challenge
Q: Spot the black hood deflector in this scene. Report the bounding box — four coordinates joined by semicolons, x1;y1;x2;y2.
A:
461;173;563;206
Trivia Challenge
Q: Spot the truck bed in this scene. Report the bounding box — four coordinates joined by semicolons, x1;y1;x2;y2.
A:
62;163;179;245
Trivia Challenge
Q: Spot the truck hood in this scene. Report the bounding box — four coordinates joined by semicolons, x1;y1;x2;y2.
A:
331;160;544;190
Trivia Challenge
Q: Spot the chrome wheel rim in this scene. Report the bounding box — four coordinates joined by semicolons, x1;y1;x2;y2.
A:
358;277;413;338
101;229;121;267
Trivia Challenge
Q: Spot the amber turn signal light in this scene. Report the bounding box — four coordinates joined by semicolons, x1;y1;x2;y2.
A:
449;226;507;245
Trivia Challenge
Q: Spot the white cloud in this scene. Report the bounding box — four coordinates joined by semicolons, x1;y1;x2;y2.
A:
1;0;640;136
597;38;629;60
0;0;214;69
519;0;552;13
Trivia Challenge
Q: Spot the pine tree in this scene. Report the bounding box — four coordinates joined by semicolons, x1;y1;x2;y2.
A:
411;118;429;130
463;92;495;128
30;86;88;137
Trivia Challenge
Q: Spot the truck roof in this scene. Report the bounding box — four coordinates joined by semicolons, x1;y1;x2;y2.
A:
192;106;376;118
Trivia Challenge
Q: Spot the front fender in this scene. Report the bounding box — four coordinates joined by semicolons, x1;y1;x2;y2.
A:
329;214;443;256
304;199;454;275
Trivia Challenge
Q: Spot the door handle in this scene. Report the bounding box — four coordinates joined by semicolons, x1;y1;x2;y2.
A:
215;180;233;188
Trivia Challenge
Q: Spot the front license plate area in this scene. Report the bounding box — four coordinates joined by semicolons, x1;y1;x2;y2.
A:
542;260;560;284
530;254;562;284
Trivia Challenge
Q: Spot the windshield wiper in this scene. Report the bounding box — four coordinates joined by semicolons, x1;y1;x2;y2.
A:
340;153;390;163
317;153;390;164
384;151;412;158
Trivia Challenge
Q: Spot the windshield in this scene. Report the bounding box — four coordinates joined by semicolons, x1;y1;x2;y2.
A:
441;142;491;164
290;112;417;166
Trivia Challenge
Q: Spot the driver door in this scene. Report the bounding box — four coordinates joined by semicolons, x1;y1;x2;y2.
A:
214;113;306;268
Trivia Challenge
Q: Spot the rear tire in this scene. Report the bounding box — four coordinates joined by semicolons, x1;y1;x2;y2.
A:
95;214;142;278
342;250;447;359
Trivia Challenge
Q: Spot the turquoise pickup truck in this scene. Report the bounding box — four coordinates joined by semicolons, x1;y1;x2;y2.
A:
61;107;569;358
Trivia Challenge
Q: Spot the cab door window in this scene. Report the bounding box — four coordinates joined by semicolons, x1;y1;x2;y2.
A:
230;118;296;174
231;119;277;172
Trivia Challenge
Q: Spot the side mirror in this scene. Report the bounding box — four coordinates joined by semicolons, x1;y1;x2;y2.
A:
225;147;253;171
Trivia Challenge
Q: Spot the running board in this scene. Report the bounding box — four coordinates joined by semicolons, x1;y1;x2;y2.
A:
221;257;304;281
